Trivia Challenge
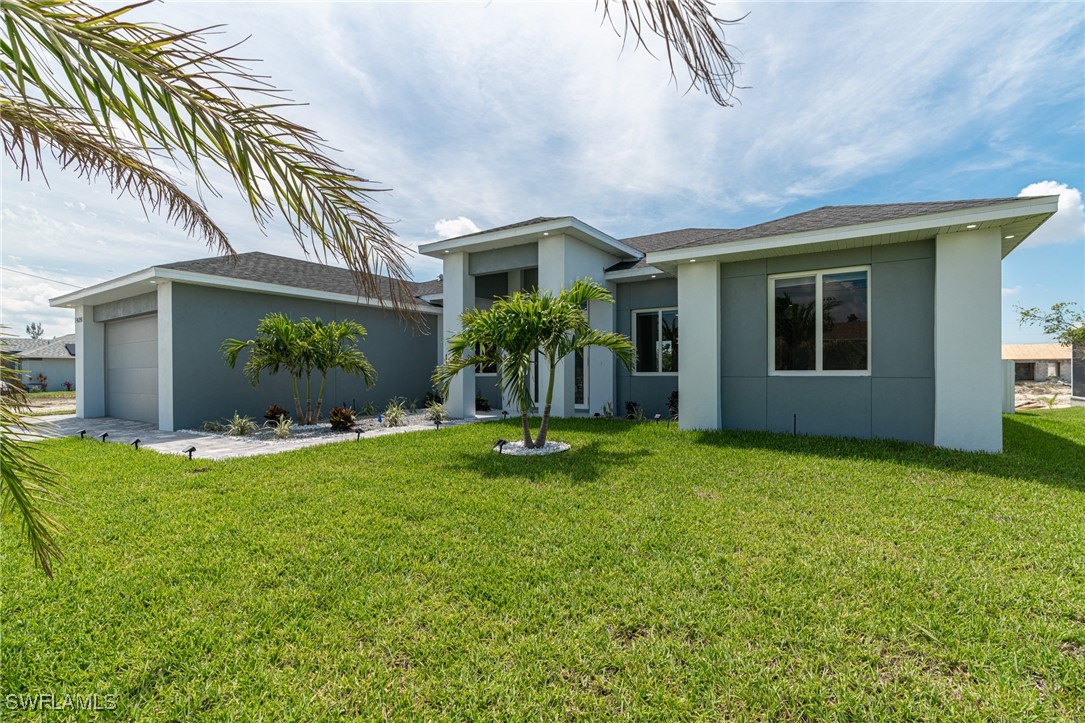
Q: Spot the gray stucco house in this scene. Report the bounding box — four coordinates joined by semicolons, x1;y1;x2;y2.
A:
1;334;76;390
53;195;1059;452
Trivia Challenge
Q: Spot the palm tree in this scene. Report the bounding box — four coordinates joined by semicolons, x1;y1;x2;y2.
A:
434;280;635;449
308;319;377;424
221;314;376;425
222;313;309;423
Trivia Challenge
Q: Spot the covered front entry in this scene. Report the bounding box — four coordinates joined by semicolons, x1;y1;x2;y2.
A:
105;313;158;424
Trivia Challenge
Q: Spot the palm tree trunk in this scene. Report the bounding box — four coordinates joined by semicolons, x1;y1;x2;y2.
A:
534;360;558;447
305;371;313;424
314;373;327;422
291;373;303;422
520;409;533;447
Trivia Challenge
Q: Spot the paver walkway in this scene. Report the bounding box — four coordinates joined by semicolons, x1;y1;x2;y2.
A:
25;413;498;460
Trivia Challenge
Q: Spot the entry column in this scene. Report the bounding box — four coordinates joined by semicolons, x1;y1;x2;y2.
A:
677;261;722;430
443;252;475;419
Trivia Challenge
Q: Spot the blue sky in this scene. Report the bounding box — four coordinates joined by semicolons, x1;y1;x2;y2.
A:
2;1;1082;342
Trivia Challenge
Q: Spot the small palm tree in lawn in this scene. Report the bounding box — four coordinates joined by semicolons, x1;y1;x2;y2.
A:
222;314;377;425
434;280;635;449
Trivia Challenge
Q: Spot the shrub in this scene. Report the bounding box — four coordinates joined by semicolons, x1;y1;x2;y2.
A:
63;381;73;391
226;412;258;436
383;398;407;427
34;373;47;392
408;398;418;413
360;400;376;416
264;404;290;422
475;392;491;412
201;420;227;433
268;415;293;439
424;390;443;406
666;390;679;420
625;401;641;420
329;406;356;431
424;401;447;423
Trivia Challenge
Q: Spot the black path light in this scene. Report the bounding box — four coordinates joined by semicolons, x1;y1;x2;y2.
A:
131;438;141;450
494;438;508;454
182;445;196;460
502;410;509;420
653;413;662;423
355;429;365;441
97;431;109;442
434;418;442;431
77;430;86;439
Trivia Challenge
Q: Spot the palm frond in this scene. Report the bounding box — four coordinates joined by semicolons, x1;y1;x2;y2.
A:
1;93;231;253
0;341;67;577
2;0;419;316
598;0;744;107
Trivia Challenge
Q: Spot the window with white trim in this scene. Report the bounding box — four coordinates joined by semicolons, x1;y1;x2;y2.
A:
633;308;678;374
770;267;869;374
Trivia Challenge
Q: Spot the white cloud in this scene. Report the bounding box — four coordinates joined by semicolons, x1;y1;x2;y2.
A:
434;216;481;240
1017;181;1085;248
1002;285;1022;297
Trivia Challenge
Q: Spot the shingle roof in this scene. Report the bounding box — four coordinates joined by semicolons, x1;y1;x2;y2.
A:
673;198;1025;251
159;252;441;303
1002;343;1072;361
608;228;732;271
1;334;77;358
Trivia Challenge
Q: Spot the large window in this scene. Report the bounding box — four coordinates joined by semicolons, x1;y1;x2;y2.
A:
771;267;869;374
633;308;678;374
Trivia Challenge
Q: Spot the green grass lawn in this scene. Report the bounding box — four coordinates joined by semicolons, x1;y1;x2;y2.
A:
3;411;1084;719
24;390;75;399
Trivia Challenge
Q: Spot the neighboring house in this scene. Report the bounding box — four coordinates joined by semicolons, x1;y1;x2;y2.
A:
1002;343;1071;383
53;195;1059;452
0;334;77;390
1073;345;1085;405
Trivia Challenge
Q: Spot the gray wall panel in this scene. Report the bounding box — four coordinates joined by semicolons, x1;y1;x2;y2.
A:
871;378;934;443
469;244;537;275
720;274;767;377
871;257;935;378
170;284;437;429
721;377;766;430
717;241;935;444
94;292;157;322
766;377;872;438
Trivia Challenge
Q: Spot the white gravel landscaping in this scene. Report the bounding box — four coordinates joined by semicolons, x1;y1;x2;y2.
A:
495;440;571;455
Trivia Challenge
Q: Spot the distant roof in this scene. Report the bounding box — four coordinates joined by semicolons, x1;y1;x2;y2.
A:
674;199;1026;251
160;252;441;303
1;334;76;359
1002;343;1071;361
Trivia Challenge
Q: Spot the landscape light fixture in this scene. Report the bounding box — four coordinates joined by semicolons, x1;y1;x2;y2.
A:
355;430;364;441
77;429;86;439
434;419;442;431
494;439;508;454
97;431;109;442
182;445;196;460
966;224;977;229
131;438;141;450
502;410;509;420
653;413;662;423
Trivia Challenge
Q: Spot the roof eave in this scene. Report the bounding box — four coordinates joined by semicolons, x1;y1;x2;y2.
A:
646;196;1060;271
418;217;641;260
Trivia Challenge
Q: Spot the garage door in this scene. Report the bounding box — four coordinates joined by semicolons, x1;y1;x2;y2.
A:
106;314;158;423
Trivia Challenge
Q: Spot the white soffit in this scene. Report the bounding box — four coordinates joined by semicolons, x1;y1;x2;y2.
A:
646;196;1059;271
